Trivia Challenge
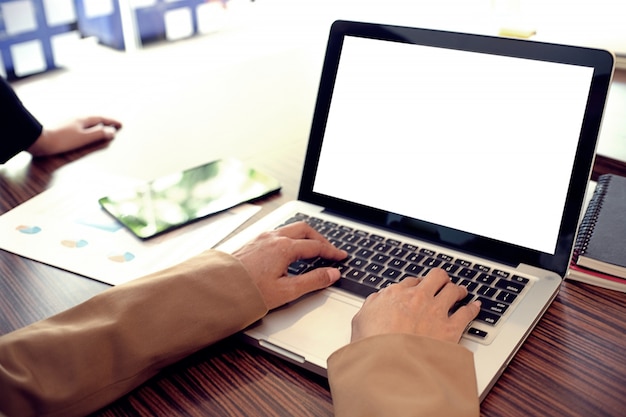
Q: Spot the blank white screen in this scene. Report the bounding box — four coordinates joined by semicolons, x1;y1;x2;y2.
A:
313;36;594;254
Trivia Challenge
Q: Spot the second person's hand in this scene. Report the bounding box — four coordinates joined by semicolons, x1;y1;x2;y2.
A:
28;116;122;157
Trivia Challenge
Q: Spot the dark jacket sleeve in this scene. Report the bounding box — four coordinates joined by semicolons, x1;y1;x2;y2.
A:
1;77;43;163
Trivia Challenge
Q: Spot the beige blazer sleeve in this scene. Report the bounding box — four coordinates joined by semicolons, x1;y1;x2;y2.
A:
0;250;268;417
327;333;480;417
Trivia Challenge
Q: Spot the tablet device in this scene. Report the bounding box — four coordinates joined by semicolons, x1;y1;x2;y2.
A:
99;158;281;239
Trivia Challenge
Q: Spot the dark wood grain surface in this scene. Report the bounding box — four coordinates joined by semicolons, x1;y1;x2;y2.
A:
2;147;626;417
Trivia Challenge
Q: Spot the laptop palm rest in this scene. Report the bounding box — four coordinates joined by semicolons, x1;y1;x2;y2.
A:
242;289;363;373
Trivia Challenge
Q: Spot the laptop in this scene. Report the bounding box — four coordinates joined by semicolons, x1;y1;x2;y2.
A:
217;20;614;400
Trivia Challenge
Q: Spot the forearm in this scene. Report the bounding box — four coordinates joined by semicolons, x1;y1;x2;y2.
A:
328;334;480;417
0;250;268;417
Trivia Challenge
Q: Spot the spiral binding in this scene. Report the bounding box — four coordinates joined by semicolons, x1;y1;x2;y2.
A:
572;175;612;262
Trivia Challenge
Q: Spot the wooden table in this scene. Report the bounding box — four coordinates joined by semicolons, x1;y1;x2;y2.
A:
2;63;626;416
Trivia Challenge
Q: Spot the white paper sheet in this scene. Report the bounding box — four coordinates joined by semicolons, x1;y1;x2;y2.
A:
0;178;259;286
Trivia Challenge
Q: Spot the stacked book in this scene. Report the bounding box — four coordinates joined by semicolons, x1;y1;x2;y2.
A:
568;174;626;292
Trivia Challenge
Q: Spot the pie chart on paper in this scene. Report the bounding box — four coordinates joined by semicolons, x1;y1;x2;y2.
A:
16;225;42;234
61;239;89;248
108;252;135;263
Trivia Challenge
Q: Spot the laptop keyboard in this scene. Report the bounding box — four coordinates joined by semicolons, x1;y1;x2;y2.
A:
283;213;529;340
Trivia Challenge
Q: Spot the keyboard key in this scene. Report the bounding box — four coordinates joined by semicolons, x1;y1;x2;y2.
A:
363;275;383;287
511;275;530;284
476;273;496;285
467;327;488;339
438;253;454;262
478;298;509;315
455;259;472;267
372;254;390;264
389;247;407;258
348;258;367;269
329;238;342;247
355;248;374;259
406;253;425;263
477;285;498;298
458;268;478;279
311;258;334;268
358;239;376;248
379;280;394;289
493;269;510;279
373;243;391;253
496;291;518;304
402;243;419;251
382;268;403;281
343;234;361;243
345;269;367;282
405;263;425;276
340;243;359;253
333;278;377;297
495;279;525;294
327;229;346;239
459;280;478;293
476;310;501;325
423;257;442;268
365;263;385;274
442;263;460;274
389;259;407;269
316;225;332;235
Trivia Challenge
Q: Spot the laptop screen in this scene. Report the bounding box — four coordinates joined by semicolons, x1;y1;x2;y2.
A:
300;21;614;276
313;36;593;256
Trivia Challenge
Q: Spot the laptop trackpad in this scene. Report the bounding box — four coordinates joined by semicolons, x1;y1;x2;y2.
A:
243;289;363;368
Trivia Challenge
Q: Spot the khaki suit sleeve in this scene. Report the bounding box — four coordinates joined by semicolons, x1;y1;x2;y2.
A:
0;250;268;417
328;334;480;417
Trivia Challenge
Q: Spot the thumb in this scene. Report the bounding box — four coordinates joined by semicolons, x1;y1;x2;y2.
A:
289;267;341;298
82;124;117;141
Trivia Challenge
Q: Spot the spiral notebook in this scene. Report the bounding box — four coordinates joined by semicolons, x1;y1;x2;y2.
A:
572;174;626;280
218;20;614;401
